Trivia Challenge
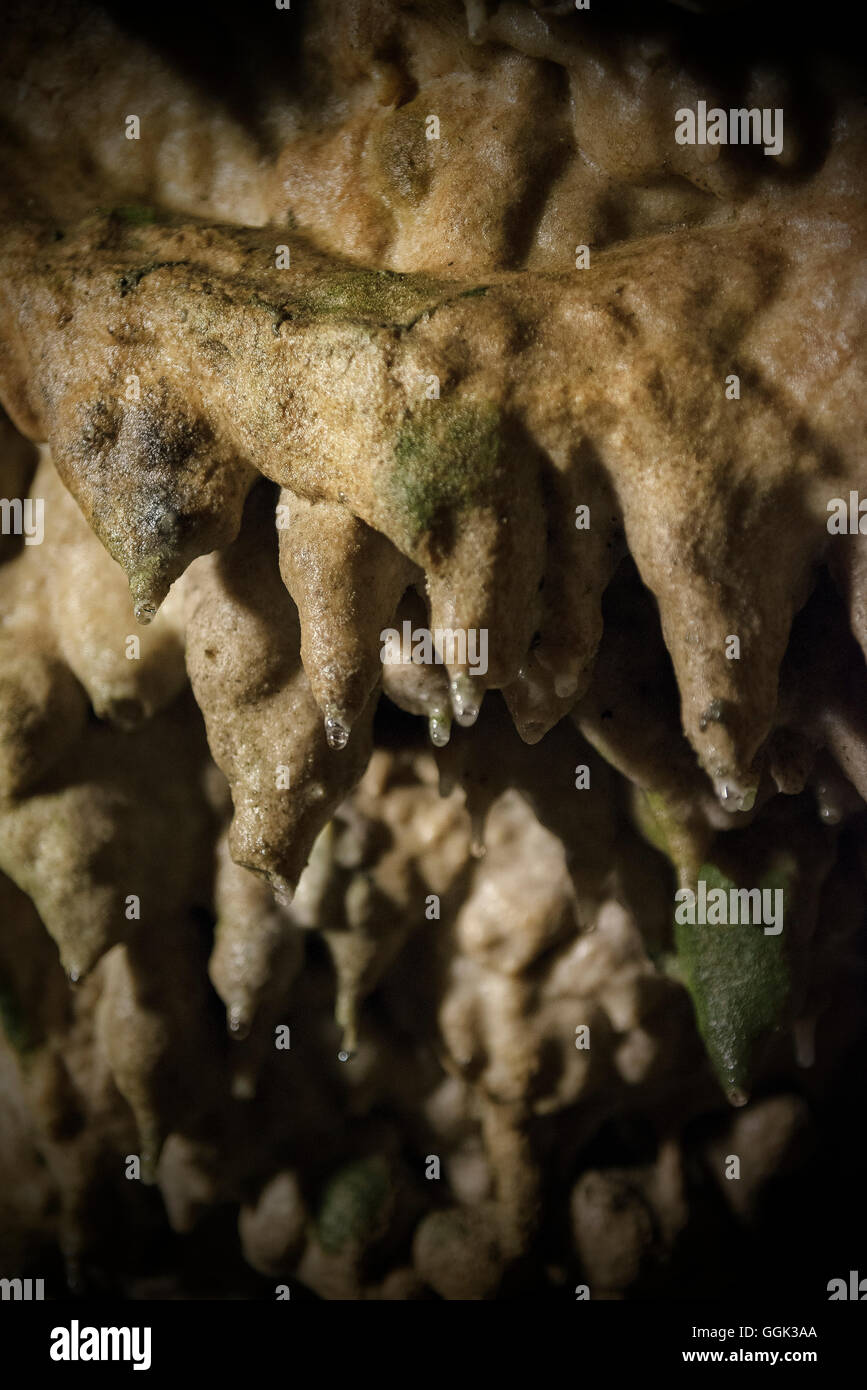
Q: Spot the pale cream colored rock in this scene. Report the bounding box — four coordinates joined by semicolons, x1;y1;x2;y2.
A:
704;1094;809;1220
570;1170;655;1294
0;0;864;1302
239;1171;309;1275
413;1204;504;1300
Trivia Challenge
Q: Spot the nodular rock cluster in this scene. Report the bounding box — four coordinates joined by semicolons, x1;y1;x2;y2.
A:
0;0;865;1298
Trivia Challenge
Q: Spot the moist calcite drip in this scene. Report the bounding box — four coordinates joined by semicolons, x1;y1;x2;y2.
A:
0;0;865;1300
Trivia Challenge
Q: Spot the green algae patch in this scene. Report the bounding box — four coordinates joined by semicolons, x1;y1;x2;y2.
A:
293;267;446;327
675;861;791;1101
630;788;709;887
390;400;505;541
117;260;189;297
316;1155;391;1254
635;788;682;863
90;204;159;227
111;205;158;225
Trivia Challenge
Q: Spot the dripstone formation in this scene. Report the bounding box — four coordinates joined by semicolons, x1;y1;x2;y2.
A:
0;0;865;1299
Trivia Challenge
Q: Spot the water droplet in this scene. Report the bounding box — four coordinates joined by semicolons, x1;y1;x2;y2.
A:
67;967;80;985
450;674;482;728
815;783;842;823
156;506;181;539
134;599;156;625
713;778;757;815
727;1086;749;1108
325;715;349;750
338;1049;354;1063
429;711;451;747
228;1005;250;1040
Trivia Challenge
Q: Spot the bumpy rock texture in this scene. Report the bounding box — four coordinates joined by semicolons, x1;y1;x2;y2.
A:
0;0;865;1299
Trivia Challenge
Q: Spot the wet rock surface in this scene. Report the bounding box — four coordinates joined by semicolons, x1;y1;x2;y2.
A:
0;0;865;1299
